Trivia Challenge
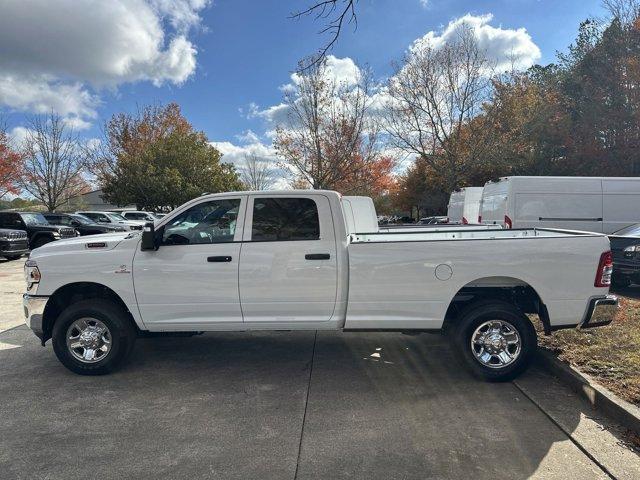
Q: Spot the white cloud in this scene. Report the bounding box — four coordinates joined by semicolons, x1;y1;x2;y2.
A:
212;135;290;189
249;55;364;128
419;0;429;8
0;0;209;126
288;55;361;89
8;126;32;147
412;14;541;71
0;75;99;123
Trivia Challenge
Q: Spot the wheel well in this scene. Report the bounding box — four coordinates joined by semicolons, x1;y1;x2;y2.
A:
442;277;550;334
42;282;137;343
30;232;54;246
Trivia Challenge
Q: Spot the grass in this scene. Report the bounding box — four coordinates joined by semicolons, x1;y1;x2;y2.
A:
535;296;640;407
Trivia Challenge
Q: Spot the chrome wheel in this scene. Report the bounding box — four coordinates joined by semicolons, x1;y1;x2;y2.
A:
66;318;112;363
471;319;521;369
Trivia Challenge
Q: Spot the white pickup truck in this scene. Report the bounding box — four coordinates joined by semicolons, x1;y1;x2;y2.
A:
23;190;618;379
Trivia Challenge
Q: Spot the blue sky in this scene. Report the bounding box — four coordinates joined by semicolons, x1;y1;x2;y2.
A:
1;0;607;166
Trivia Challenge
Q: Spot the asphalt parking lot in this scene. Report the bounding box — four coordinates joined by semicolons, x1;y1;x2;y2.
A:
1;258;639;479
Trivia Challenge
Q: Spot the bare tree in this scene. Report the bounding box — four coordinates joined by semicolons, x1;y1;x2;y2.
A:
385;26;495;193
603;0;640;24
274;57;381;191
291;0;358;68
240;152;276;190
19;113;88;211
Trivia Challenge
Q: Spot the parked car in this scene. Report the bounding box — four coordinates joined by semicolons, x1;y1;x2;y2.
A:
0;211;76;249
448;187;483;224
23;190;617;379
117;210;159;222
76;211;144;230
479;176;640;232
418;216;449;225
43;213;127;236
0;228;29;260
609;223;640;287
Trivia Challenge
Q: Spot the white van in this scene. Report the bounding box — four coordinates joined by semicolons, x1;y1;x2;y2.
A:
447;187;483;224
341;196;501;234
479;176;640;233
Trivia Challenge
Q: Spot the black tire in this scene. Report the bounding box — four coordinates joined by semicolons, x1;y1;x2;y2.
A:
454;300;537;382
31;236;53;249
52;299;137;375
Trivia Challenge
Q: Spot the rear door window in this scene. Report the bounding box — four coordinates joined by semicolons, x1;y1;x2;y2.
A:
251;198;320;241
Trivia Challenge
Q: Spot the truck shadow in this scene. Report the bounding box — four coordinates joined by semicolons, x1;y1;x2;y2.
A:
0;327;625;479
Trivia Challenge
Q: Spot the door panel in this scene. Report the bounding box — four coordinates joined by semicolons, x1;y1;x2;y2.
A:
133;196;245;327
134;243;242;325
239;195;338;322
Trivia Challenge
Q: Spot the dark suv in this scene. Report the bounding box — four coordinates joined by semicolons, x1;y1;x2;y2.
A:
43;212;127;236
0;211;77;249
0;228;29;260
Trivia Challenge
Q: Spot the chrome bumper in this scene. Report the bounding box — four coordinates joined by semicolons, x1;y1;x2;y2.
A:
23;294;49;339
581;295;618;329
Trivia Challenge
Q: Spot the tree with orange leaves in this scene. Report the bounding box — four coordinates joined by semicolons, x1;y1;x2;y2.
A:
274;57;394;194
0;128;23;199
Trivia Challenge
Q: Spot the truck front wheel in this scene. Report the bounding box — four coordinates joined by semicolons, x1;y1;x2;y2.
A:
455;301;537;382
52;299;136;375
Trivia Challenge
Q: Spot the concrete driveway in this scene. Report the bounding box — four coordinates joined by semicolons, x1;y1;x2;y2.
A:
1;259;638;479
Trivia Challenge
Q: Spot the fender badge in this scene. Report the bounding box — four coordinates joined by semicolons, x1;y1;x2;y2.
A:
115;265;131;274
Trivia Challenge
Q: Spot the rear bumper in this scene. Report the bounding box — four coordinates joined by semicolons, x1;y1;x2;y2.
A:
23;294;49;341
580;295;618;329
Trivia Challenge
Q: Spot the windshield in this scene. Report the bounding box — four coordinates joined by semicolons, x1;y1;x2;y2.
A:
613;224;640;237
106;213;126;222
21;213;49;226
69;214;96;225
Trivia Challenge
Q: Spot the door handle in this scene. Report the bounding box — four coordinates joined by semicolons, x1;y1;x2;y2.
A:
207;256;232;262
305;253;330;260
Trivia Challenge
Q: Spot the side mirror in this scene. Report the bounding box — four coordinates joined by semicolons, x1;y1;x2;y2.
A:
141;222;158;251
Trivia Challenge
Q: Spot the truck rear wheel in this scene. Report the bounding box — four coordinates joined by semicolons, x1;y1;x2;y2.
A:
52;299;136;375
454;301;537;381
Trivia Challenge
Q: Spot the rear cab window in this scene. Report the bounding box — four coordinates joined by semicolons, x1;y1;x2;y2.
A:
250;197;320;241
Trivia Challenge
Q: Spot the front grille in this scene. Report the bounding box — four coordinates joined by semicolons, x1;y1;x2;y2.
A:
7;231;27;240
1;241;28;251
59;227;76;238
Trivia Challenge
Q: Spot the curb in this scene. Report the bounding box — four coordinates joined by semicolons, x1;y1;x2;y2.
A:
536;348;640;435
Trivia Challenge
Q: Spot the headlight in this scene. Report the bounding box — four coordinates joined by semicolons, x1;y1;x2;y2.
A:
24;260;41;291
52;232;61;238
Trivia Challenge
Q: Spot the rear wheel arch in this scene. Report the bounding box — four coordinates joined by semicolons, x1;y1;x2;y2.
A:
442;276;549;334
42;282;138;343
31;232;55;248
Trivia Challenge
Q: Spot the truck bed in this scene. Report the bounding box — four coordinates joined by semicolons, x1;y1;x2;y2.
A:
345;228;610;330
